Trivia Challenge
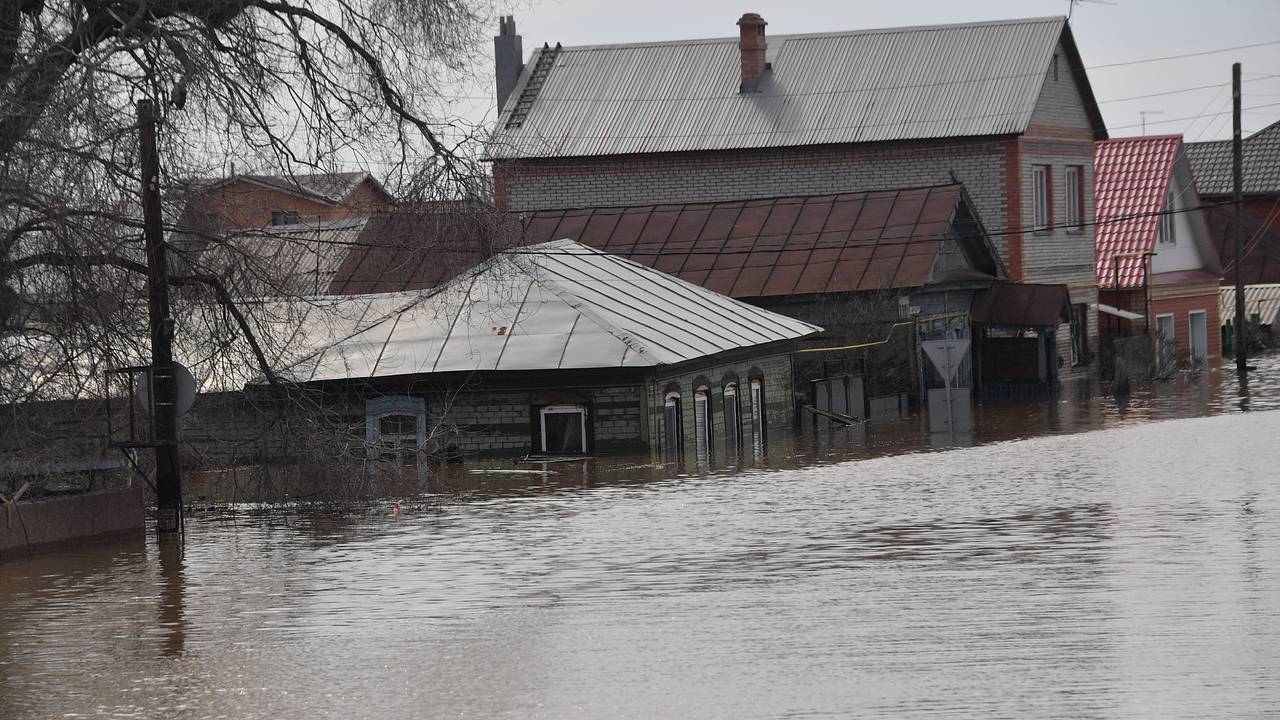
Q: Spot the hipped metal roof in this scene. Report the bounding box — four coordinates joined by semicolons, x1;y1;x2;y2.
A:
521;185;1000;298
489;16;1104;159
1094;135;1183;288
265;239;821;383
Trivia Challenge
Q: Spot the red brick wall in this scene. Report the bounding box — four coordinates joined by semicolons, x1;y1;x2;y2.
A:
179;178;394;234
1153;289;1221;361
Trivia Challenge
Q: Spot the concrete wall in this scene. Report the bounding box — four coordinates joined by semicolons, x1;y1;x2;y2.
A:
0;486;144;560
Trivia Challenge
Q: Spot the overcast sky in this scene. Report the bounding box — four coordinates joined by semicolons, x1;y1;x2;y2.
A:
464;0;1280;141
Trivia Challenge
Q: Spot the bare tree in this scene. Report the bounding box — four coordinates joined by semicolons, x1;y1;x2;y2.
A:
1;0;500;403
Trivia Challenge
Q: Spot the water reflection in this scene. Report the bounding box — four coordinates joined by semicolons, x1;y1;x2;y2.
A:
2;359;1280;718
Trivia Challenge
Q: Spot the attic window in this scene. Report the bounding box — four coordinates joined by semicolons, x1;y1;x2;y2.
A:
271;210;301;226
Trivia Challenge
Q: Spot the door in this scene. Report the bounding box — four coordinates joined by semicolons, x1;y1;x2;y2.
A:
1156;314;1175;371
1188;310;1208;366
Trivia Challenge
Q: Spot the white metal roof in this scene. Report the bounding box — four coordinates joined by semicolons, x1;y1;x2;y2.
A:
264;239;821;383
488;16;1093;159
1220;284;1280;326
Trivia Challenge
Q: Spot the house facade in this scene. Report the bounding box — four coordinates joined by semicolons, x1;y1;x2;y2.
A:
1094;135;1222;367
1186;119;1280;284
175;171;395;235
488;14;1108;376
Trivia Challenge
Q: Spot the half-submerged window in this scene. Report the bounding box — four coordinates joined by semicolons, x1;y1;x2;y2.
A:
723;383;742;459
750;378;767;456
663;392;683;463
365;396;427;477
539;404;588;454
694;386;712;465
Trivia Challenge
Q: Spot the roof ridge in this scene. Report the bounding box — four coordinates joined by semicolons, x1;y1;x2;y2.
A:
551;15;1065;53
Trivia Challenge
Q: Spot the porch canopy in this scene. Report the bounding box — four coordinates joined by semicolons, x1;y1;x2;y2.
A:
969;281;1071;327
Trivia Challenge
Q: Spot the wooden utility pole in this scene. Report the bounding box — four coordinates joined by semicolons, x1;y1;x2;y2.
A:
139;99;183;540
1232;63;1248;374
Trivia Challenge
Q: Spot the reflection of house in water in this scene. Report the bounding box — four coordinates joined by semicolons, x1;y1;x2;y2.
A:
1094;135;1222;370
239;240;819;468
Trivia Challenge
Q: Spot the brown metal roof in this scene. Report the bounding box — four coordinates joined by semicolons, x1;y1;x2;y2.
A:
327;210;516;295
520;185;995;299
970;281;1071;327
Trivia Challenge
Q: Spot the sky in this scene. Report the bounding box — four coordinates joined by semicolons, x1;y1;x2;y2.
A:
456;0;1280;142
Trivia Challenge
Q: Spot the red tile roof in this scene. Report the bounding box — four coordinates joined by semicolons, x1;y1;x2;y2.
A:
1094;135;1181;288
521;185;987;299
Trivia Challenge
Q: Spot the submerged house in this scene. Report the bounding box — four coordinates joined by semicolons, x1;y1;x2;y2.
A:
244;239;820;466
1094;135;1222;367
488;13;1108;378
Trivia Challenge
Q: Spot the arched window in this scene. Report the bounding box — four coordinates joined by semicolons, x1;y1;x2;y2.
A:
663;391;684;462
750;377;767;457
723;382;742;459
693;385;713;465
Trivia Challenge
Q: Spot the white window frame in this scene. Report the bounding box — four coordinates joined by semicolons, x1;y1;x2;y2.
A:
663;391;683;462
693;386;712;464
749;378;766;456
723;383;741;458
539;404;588;454
1187;310;1208;366
1159;190;1177;246
1065;165;1083;230
1032;164;1051;231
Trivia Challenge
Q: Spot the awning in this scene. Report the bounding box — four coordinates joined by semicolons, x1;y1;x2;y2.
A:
970;281;1071;327
1094;303;1143;321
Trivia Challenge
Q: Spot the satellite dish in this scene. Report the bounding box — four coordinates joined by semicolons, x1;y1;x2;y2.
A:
136;362;197;419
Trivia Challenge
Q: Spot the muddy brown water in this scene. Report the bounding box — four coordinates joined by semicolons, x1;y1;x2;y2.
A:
2;359;1280;718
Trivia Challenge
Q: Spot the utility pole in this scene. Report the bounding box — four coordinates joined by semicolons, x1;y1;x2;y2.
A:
1232;63;1247;374
139;99;183;540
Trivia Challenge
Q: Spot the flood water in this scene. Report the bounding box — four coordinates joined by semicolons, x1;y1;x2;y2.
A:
3;360;1280;718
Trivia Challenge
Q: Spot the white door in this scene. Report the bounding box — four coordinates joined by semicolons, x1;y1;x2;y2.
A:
1188;310;1208;366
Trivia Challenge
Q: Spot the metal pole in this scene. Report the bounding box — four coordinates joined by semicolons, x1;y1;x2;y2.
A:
139;99;183;541
1232;62;1247;374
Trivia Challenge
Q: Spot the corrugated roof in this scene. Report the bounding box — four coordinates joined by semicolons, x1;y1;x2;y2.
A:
489;16;1080;159
520;185;1000;298
1220;284;1280;325
1094;135;1181;288
1186;120;1280;196
264;239;821;382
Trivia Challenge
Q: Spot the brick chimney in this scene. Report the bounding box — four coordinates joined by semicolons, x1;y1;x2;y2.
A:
737;13;768;92
494;15;524;113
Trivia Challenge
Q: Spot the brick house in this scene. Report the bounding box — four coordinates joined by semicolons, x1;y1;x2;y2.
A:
1094;135;1222;367
1186;119;1280;284
176;171;395;233
487;14;1108;378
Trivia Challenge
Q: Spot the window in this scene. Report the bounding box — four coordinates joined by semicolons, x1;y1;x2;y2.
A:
538;404;588;454
375;413;419;465
663;392;684;463
693;386;712;465
1065;165;1084;230
271;209;301;226
749;378;766;457
723;383;742;459
1032;165;1052;231
1158;191;1177;245
1070;303;1090;366
365;396;426;472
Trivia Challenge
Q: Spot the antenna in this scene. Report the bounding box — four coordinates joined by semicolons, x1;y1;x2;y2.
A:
1139;110;1164;135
